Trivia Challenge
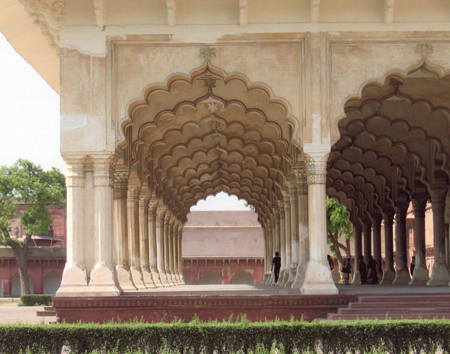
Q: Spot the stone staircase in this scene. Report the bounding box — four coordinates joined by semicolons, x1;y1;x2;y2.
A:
327;294;450;320
36;306;57;317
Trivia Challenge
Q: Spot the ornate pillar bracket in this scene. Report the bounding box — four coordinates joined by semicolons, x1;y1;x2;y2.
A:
300;155;338;294
410;195;430;284
166;0;176;26
239;0;248;26
384;0;394;24
428;187;450;285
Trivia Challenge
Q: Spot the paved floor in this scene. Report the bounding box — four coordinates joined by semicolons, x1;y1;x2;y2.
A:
1;283;449;324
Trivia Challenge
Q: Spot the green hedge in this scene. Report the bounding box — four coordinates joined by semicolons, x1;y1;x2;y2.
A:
0;319;449;354
18;294;54;306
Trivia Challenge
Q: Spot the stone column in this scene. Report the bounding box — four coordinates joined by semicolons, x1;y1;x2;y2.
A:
164;214;175;286
273;209;281;260
127;181;146;289
428;188;450;285
148;201;163;287
139;190;156;288
86;159;122;295
156;208;169;286
57;159;88;295
351;221;362;284
173;222;181;284
287;183;299;287
380;209;396;284
371;214;383;280
111;169;136;291
279;194;292;286
168;218;177;285
178;225;185;284
409;196;430;284
276;202;286;286
362;219;372;264
293;176;308;289
267;220;275;285
393;203;411;284
300;160;337;294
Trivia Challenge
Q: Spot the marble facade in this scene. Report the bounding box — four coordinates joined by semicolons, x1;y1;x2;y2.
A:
2;1;450;296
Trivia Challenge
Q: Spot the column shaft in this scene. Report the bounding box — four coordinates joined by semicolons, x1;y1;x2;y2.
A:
351;222;362;284
410;197;429;284
393;205;411;284
380;210;395;284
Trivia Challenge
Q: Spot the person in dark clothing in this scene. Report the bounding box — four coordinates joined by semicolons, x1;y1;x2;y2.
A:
359;256;367;284
367;255;378;285
272;252;281;283
341;258;352;285
410;255;415;276
327;254;334;270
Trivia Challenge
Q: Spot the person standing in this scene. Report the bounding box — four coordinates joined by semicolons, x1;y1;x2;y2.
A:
272;252;281;283
327;254;334;271
341;258;352;285
359;256;367;284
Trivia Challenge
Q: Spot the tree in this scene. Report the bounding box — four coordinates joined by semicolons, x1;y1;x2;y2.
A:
0;159;66;295
326;197;354;276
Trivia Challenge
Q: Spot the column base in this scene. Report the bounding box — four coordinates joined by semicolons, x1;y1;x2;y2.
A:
151;269;164;287
178;272;186;285
166;271;175;286
142;268;157;288
300;260;338;295
116;265;137;291
274;269;284;286
380;269;395;284
268;272;275;286
351;271;361;284
87;263;123;296
427;264;450;286
169;271;178;286
409;265;429;285
130;267;147;289
393;268;411;284
286;264;298;288
279;268;291;287
159;271;171;287
56;263;89;296
291;264;306;289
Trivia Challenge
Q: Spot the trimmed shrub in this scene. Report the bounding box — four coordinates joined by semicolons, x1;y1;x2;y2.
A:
18;294;54;306
0;318;449;353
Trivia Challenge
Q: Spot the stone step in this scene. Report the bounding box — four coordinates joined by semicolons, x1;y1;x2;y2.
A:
349;302;450;309
358;295;450;303
36;306;56;317
338;308;450;315
328;313;450;321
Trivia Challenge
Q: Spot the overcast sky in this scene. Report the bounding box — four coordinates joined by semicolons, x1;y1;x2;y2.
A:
0;32;249;211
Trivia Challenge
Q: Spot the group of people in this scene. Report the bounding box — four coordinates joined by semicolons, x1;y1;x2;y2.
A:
328;255;379;285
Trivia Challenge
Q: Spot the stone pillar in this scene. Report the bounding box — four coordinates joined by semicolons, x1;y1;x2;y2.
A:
111;169;136;291
287;183;299;287
276;203;286;286
156;208;169;286
127;181;146;289
273;209;281;259
280;194;292;287
148;201;163;287
267;220;275;285
164;214;175;286
300;160;337;294
57;159;88;295
409;196;430;284
173;222;181;284
428;188;450;285
380;209;395;284
371;214;383;280
139;191;156;288
293;175;308;289
362;219;372;265
393;203;411;284
178;225;185;284
351;221;362;284
168;218;177;285
87;159;122;295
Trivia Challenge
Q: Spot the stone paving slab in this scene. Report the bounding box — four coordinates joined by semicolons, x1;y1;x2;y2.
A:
0;304;56;325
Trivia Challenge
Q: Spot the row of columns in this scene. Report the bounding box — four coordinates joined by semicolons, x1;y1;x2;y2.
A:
351;190;450;286
261;161;338;294
57;158;185;296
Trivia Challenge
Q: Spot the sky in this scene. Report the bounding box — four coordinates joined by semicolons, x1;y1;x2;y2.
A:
0;32;250;211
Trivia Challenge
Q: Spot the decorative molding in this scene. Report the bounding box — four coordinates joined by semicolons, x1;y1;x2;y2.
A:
65;176;85;187
19;0;66;52
93;0;105;27
93;176;110;187
307;173;326;185
166;0;176;26
384;0;394;24
415;41;433;59
199;46;216;64
239;0;248;26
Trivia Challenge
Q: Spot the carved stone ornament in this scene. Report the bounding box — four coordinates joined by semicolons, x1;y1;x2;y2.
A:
19;0;66;52
65;176;85;187
199;46;216;64
93;176;110;187
415;41;433;58
306;173;327;184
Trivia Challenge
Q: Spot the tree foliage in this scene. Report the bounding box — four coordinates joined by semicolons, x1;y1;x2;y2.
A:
0;159;66;294
326;197;353;272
